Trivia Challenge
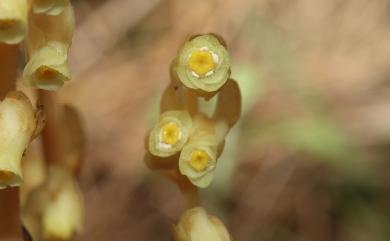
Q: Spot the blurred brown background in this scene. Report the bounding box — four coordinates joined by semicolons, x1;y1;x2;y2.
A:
58;0;390;240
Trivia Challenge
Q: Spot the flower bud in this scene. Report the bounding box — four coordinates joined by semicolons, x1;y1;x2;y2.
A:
0;92;37;189
179;116;218;188
23;4;75;90
42;166;84;241
149;110;193;157
174;207;232;241
173;34;230;92
32;0;69;16
0;0;28;44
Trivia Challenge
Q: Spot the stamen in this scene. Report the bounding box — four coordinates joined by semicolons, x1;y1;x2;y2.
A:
161;122;181;145
188;50;215;77
0;171;13;182
189;150;209;172
0;19;16;30
37;66;57;79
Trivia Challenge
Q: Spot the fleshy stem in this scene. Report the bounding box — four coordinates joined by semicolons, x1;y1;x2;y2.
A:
168;62;198;116
164;169;199;209
38;90;65;170
0;44;23;241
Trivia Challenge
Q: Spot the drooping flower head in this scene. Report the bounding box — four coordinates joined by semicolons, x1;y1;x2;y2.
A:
174;207;232;241
174;34;230;92
0;0;28;44
149;110;192;157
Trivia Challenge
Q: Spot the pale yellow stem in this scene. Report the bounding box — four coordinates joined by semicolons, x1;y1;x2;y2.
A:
38;90;65;168
0;44;17;96
166;60;199;116
0;188;22;241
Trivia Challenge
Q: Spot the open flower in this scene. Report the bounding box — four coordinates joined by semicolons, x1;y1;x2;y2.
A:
23;4;75;90
174;207;232;241
0;92;37;189
32;0;69;16
0;0;28;44
179;116;218;188
23;41;71;91
42;166;84;241
178;133;218;188
149;110;192;157
173;34;230;92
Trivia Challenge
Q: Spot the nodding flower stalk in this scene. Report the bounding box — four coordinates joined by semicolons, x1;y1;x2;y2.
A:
213;78;242;141
0;91;41;189
0;0;28;44
146;33;240;186
174;207;232;241
145;33;240;240
23;3;75;91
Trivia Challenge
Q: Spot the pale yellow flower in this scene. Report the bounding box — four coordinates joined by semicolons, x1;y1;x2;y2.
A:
174;207;232;241
23;41;71;91
178;116;218;188
0;0;28;44
173;34;230;92
149;110;192;157
178;133;218;188
23;4;75;90
0;92;37;189
33;0;69;15
42;166;84;241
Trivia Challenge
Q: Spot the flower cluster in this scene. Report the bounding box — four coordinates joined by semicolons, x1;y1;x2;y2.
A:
147;33;241;188
0;1;83;240
0;0;75;91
